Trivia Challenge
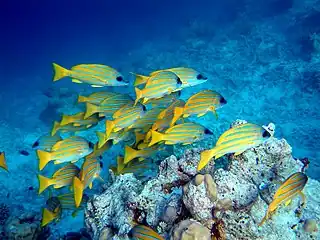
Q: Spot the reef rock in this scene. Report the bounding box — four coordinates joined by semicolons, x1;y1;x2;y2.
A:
85;173;143;239
170;219;211;240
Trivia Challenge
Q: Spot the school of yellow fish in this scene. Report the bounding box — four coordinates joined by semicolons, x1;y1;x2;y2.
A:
0;62;309;239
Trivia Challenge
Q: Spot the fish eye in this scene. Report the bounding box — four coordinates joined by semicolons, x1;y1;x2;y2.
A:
176;77;182;85
262;130;271;138
197;74;207;80
116;76;123;82
142;105;147;111
220;97;227;104
99;161;103;168
204;128;213;135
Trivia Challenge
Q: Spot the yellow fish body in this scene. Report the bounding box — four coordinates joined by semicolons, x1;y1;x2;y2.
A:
129;224;164;240
0;152;8;172
134;71;182;105
106;103;146;138
52;63;128;87
133;67;207;89
129;108;166;132
60;112;103;126
149;122;213;146
144;91;181;107
110;156;151;176
51;121;96;136
171;90;227;126
37;163;80;194
96;130;133;148
123;145;159;164
37;136;94;170
85;140;113;160
74;158;102;207
157;99;185;120
84;93;133;119
198;123;272;171
259;172;308;226
78;91;119;104
32;134;62;151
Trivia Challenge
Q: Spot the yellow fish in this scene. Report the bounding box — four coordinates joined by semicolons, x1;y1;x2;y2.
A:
198;123;273;171
85;140;113;160
133;67;207;89
37;136;94;171
0;152;8;172
96;129;134;148
41;193;89;227
73;158;103;207
60;112;103;126
52;63;128;87
259;172;308;226
171;90;227;126
51;121;96;136
129;108;166;132
129;224;164;240
157;99;185;119
149;122;213;146
84;93;133;119
123;145;159;164
32;134;62;151
106;103;146;138
78;91;119;104
134;71;182;105
144;91;181;107
110;156;151;176
37;163;80;194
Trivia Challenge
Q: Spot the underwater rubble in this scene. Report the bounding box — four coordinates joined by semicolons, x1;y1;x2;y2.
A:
84;120;319;240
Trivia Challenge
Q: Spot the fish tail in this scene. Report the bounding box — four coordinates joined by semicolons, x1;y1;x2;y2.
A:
60;115;72;126
77;95;88;103
131;72;149;86
148;130;165;146
37;150;52;171
258;213;269;226
52;63;70;81
73;176;84;208
106;120;115;139
124;146;138;164
0;152;8;172
171;107;184;126
51;121;60;136
145;130;152;142
37;174;53;194
41;208;58;227
84;103;99;119
134;87;142;106
96;131;107;148
197;149;216;171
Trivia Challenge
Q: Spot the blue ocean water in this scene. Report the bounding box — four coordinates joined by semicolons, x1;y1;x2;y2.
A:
0;0;319;237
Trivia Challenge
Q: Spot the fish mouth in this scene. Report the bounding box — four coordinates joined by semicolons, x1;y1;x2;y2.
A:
220;97;227;104
204;128;214;135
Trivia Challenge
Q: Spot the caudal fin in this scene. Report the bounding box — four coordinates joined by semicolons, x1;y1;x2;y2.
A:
37;150;52;171
148;130;165;147
0;152;8;172
41;208;58;227
197;149;216;171
77;95;89;103
73;176;84;208
134;87;143;106
131;72;149;86
60;115;72;126
124;145;138;164
170;107;184;127
84;103;99;119
38;174;53;194
96;131;107;148
106;120;115;139
51;121;60;136
52;63;70;82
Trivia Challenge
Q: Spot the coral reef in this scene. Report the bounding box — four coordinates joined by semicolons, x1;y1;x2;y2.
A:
84;120;320;240
3;212;50;240
0;203;10;226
